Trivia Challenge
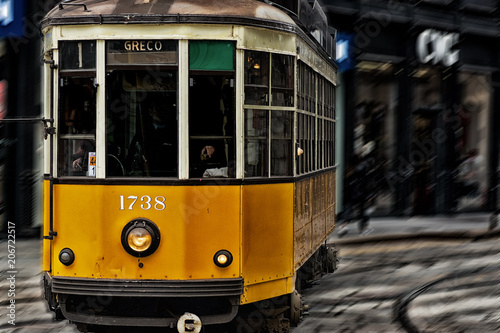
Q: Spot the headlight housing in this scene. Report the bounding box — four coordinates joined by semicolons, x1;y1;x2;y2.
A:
59;248;75;266
121;219;161;257
213;250;233;268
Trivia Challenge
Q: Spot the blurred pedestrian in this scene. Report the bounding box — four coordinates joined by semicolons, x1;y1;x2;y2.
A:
338;143;377;237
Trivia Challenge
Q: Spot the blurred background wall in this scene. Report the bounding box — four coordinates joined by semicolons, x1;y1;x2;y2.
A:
0;0;499;236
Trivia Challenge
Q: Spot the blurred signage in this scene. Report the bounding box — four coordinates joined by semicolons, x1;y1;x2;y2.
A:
336;32;355;72
416;29;459;67
0;0;24;37
0;80;7;120
0;0;13;26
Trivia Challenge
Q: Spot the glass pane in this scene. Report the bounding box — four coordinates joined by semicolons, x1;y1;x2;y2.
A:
271;111;293;176
189;41;234;71
60;41;96;70
245;109;268;177
106;70;178;177
244;51;269;105
189;74;235;178
297;113;305;175
107;40;177;66
456;72;490;212
58;77;96;176
271;54;294;107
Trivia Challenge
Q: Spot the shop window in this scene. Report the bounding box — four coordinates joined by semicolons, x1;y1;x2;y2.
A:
455;72;491;211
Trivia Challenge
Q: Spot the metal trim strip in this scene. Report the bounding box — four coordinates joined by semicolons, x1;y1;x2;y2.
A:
52;276;244;297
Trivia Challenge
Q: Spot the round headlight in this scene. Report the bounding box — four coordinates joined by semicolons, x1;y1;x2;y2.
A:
59;248;75;266
121;219;160;257
127;227;152;252
213;250;233;268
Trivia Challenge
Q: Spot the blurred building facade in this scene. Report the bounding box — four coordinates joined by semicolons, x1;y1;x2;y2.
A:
1;0;499;236
327;0;500;216
0;0;57;235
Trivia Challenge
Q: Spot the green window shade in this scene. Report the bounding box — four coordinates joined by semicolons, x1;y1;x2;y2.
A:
190;41;234;71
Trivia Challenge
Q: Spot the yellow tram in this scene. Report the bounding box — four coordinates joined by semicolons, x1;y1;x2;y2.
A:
41;0;338;331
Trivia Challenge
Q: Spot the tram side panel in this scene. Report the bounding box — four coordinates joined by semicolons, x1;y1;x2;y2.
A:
47;184;241;280
293;170;336;270
241;183;295;304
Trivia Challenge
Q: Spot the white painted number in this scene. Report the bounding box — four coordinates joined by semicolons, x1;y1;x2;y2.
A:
120;195;166;211
155;196;166;210
141;195;151;210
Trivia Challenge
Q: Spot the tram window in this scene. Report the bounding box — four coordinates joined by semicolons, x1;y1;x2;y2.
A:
188;41;236;179
318;78;324;116
244;51;269;105
190;41;234;71
318;119;324;169
271;111;293;176
271;54;294;107
298;63;316;114
105;40;178;178
60;41;96;71
106;70;178;177
188;74;235;178
244;110;268;177
57;77;96;177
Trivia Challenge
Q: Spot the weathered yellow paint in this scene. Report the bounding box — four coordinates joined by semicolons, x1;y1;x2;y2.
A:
241;276;294;305
293;171;336;269
42;180;52;272
45;175;333;305
296;38;337;85
51;184;241;280
236;26;296;54
241;183;294;303
45;24;298;57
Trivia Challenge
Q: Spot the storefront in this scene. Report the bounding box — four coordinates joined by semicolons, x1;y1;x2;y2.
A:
330;0;500;216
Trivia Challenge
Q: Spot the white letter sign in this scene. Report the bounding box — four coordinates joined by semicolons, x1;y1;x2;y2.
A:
416;29;459;67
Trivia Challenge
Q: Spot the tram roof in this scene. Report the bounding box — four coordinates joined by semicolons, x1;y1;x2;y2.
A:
42;0;297;29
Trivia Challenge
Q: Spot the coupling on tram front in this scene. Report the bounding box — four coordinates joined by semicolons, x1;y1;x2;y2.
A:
40;0;338;332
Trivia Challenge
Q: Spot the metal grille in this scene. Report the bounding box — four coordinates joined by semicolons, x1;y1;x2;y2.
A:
52;276;244;298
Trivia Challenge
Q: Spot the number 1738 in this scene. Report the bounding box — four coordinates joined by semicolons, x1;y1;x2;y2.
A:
119;195;166;211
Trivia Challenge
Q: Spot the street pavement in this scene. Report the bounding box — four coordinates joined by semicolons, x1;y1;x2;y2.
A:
328;212;500;244
0;212;499;332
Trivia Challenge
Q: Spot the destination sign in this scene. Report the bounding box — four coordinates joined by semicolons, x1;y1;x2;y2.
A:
108;40;176;53
107;40;177;66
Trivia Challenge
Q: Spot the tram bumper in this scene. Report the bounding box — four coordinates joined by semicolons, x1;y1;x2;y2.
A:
45;274;242;328
177;313;202;333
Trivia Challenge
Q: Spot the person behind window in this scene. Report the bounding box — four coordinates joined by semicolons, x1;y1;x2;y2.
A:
127;96;177;177
61;80;96;176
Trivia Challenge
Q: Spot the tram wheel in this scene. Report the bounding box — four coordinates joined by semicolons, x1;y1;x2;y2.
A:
288;290;303;327
325;245;338;273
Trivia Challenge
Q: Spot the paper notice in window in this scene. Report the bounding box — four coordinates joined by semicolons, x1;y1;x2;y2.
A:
88;152;96;177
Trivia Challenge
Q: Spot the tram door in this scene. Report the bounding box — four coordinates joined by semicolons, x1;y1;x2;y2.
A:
188;41;235;178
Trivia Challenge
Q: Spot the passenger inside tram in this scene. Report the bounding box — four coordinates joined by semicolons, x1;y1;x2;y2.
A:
58;77;97;177
126;95;177;177
189;74;235;178
105;69;235;178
